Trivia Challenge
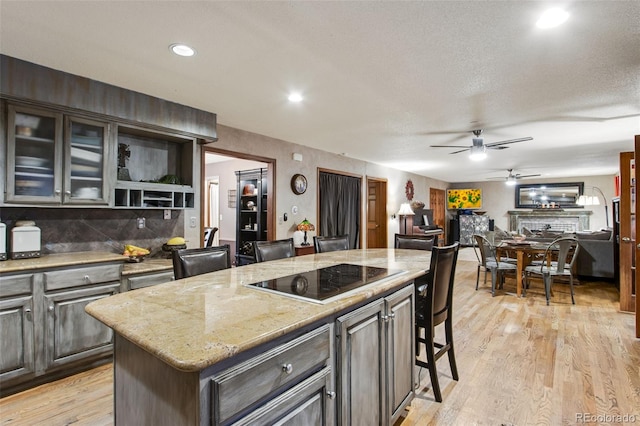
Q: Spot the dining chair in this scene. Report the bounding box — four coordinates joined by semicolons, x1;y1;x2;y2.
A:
313;235;350;253
253;238;295;262
394;233;438;250
204;227;219;247
472;234;517;296
172;244;231;280
523;236;580;305
415;242;460;403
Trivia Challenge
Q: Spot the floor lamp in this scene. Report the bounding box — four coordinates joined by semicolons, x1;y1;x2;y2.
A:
577;186;609;228
397;203;415;234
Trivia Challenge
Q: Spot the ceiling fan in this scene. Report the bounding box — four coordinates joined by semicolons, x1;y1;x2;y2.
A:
430;130;533;160
489;169;541;185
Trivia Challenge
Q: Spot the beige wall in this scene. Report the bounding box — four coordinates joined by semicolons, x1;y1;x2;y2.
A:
197;124;448;247
189;124;616;248
450;174;615;231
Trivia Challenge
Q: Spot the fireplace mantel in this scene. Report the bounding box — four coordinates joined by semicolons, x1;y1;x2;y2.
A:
508;210;592;232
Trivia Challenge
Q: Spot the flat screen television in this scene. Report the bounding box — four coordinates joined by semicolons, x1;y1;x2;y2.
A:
447;188;482;210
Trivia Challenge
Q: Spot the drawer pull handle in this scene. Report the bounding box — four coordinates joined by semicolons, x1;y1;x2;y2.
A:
282;363;293;374
84;275;90;281
326;391;336;399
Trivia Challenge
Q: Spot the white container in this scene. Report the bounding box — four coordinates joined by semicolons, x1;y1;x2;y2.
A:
0;222;6;260
11;225;41;259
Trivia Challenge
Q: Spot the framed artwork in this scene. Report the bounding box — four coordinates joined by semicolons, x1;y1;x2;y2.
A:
447;188;482;209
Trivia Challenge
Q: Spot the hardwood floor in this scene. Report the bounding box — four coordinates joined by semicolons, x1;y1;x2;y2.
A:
2;254;638;425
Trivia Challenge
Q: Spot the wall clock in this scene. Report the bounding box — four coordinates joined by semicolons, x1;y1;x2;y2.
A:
291;174;307;195
405;180;414;201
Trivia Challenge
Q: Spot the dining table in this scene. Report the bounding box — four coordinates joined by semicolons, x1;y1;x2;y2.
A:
496;239;553;297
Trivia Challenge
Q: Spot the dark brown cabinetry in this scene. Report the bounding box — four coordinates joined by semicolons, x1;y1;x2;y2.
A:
235;168;268;265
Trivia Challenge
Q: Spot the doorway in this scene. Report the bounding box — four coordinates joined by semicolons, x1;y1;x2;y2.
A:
366;177;387;248
201;147;274;263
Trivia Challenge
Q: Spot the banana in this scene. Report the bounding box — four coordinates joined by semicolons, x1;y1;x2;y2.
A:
124;244;150;256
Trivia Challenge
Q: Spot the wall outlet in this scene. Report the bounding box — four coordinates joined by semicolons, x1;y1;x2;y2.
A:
190;217;197;228
137;218;146;229
164;209;171;220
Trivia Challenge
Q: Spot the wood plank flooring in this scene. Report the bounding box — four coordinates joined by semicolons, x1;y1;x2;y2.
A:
2;254;639;425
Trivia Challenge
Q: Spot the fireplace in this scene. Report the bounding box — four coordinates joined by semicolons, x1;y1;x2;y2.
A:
507;210;592;232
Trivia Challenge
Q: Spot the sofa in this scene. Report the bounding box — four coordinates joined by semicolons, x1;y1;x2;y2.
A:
493;228;615;280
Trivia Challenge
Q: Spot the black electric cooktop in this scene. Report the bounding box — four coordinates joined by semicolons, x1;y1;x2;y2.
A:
248;263;403;303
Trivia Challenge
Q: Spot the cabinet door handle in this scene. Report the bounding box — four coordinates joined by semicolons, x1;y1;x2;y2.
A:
65;190;71;196
389;312;396;320
25;308;32;319
282;363;293;374
55;189;61;195
326;390;336;399
48;305;54;312
381;314;390;322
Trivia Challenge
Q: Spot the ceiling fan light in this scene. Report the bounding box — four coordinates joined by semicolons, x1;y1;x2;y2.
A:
469;145;486;161
505;177;517;186
536;8;569;29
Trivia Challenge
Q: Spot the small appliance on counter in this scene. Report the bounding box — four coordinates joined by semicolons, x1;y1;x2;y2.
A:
11;220;41;259
0;222;6;260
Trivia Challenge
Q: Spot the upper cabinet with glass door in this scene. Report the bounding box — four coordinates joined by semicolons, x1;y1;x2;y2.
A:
5;103;111;205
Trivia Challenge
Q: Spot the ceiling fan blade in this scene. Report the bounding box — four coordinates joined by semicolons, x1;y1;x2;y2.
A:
430;145;473;148
449;148;470;154
515;173;541;179
485;137;533;147
486;146;509;150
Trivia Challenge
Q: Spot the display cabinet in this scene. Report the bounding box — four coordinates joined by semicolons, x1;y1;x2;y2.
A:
619;151;635;313
235;168;268;265
5;103;111;205
458;214;490;246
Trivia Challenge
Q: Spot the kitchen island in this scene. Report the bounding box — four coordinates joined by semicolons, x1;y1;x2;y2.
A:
86;248;432;425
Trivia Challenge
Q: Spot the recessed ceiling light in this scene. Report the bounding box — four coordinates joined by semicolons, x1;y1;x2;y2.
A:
536;8;569;29
170;43;196;57
288;92;303;103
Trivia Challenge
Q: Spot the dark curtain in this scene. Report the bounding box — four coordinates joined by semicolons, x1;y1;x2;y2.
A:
319;171;361;248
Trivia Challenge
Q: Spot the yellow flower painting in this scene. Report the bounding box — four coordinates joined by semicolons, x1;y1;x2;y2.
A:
447;188;482;209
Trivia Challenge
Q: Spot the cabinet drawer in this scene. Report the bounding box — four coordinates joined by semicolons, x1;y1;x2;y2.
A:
211;324;331;425
126;271;174;290
44;264;121;291
0;274;36;298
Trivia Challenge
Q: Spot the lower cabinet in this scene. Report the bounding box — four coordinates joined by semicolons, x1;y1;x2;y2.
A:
0;274;36;384
335;283;414;425
0;262;121;395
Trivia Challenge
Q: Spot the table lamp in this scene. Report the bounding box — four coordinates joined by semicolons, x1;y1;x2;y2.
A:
297;218;315;246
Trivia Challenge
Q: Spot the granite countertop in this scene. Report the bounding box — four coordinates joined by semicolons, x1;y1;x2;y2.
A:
0;251;127;273
86;248;431;372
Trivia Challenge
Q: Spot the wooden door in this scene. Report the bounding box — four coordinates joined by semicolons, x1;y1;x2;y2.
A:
620;151;635;314
634;135;640;337
367;178;387;248
430;188;446;244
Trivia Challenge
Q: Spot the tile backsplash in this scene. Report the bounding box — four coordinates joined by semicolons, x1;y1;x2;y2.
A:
1;208;183;258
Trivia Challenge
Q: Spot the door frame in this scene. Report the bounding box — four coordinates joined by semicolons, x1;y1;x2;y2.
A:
200;146;276;246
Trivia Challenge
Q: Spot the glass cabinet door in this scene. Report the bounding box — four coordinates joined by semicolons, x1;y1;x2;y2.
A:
65;117;110;204
6;105;63;202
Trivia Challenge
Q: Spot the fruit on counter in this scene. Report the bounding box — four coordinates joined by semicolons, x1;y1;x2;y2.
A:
166;237;186;246
123;244;150;257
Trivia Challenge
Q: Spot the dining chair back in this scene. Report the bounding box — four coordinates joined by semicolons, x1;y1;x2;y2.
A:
172;244;231;280
204;227;219;247
415;242;460;402
524;236;580;304
394;233;438;250
253;238;295;262
313;235;350;253
472;234;517;295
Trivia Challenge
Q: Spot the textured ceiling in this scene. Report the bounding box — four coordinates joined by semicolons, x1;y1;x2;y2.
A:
1;1;639;182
